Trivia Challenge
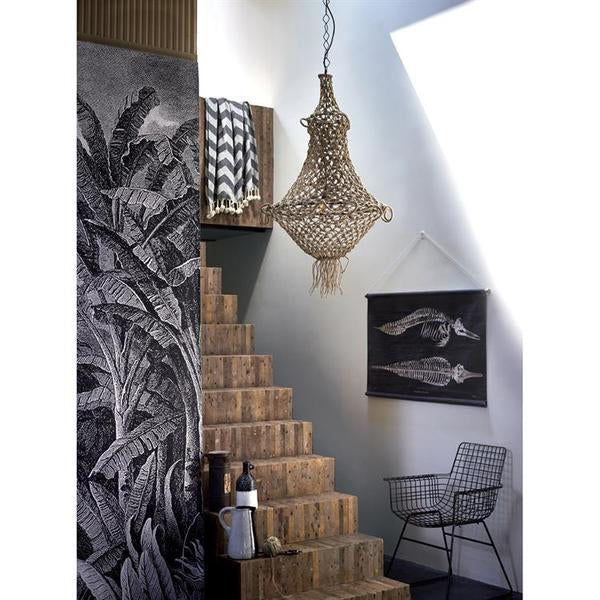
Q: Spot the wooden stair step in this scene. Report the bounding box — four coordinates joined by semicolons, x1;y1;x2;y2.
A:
218;533;386;600
202;294;238;324
200;266;221;295
202;324;255;355
255;492;358;544
284;577;410;600
204;420;312;460
202;355;272;389
206;492;359;555
203;455;335;502
203;386;292;425
200;241;207;266
200;245;406;600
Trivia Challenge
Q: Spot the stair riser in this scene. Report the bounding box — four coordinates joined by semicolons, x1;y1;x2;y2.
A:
342;589;404;600
226;536;385;600
256;497;358;544
201;324;255;355
252;494;357;545
202;355;272;389
208;495;358;555
203;388;292;425
204;421;312;461
200;267;222;295
384;588;411;600
202;295;238;324
202;456;335;503
285;579;410;600
237;456;334;501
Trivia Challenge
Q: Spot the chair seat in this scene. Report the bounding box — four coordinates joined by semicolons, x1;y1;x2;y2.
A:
393;498;456;528
392;491;486;528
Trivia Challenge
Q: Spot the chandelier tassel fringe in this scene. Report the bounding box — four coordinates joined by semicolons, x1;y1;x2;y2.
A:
310;257;348;297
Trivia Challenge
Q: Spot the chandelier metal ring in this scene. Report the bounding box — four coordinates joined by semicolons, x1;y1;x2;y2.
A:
381;205;394;223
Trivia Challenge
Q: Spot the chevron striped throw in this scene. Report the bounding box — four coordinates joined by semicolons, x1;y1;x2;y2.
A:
205;98;261;218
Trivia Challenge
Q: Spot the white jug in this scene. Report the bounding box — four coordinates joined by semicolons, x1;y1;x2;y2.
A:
218;506;256;560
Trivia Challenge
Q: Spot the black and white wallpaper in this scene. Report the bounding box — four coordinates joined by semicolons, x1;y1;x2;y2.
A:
77;42;203;599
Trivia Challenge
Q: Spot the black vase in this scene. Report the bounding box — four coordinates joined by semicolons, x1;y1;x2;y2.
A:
206;450;231;512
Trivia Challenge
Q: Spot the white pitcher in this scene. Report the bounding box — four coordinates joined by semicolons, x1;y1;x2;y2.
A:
218;506;256;560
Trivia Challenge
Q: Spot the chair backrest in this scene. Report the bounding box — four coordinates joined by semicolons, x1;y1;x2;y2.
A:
447;442;507;493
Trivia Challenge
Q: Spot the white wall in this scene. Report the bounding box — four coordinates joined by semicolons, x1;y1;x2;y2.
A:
197;0;274;105
199;0;522;589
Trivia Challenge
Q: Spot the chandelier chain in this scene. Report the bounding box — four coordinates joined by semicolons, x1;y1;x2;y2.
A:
322;0;335;74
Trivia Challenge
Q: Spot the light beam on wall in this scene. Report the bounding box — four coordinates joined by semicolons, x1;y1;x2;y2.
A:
391;0;536;326
394;4;600;594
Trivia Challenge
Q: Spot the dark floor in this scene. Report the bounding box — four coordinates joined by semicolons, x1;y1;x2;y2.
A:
384;557;522;600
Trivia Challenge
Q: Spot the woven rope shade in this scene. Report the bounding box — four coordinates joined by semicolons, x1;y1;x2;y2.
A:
263;74;392;296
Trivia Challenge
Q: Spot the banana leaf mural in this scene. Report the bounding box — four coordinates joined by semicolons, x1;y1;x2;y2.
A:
77;42;203;599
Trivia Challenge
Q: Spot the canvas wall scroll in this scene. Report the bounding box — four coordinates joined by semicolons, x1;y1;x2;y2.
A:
367;290;487;406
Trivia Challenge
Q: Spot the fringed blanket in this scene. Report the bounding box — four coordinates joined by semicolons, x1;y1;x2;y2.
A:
205;98;260;218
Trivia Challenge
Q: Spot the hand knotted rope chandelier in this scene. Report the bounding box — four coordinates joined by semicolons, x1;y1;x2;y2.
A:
263;0;393;297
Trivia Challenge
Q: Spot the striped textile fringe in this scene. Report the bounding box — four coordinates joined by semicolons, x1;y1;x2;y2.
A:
205;98;261;218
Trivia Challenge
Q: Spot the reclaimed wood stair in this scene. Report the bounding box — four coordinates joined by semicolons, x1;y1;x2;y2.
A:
200;242;409;600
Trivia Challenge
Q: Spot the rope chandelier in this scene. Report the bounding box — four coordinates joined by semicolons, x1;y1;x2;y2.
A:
263;0;393;297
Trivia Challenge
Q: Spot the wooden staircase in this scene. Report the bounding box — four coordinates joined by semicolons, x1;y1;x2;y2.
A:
200;242;410;600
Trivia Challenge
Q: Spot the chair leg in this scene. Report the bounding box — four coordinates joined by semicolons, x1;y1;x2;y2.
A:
438;511;452;574
482;521;513;593
385;519;408;577
447;524;456;576
440;526;452;573
445;524;456;600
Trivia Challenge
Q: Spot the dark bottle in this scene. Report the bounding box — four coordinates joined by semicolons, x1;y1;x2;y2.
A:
235;460;257;508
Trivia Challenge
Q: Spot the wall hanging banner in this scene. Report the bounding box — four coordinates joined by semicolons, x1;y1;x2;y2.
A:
365;230;489;406
366;290;487;406
77;41;203;598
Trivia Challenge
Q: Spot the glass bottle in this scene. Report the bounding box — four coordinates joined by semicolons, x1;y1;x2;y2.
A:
235;460;257;508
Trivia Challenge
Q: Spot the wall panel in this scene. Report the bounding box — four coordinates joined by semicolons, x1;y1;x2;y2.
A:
77;0;197;59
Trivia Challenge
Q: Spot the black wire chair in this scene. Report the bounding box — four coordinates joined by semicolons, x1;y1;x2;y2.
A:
384;442;513;593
